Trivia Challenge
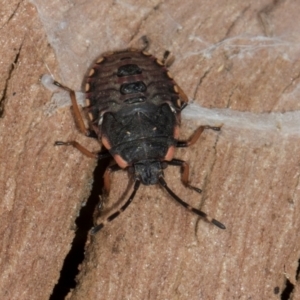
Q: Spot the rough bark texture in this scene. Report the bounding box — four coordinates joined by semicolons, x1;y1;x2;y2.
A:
1;0;300;299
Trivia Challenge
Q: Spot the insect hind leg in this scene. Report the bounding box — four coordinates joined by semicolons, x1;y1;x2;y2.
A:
53;80;95;137
167;159;202;193
176;125;221;148
54;140;97;158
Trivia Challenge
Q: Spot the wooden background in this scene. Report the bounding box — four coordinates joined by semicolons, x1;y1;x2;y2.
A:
1;0;300;299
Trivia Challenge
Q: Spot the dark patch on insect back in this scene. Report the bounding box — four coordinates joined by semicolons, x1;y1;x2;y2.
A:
117;64;142;77
120;81;147;94
124;96;146;104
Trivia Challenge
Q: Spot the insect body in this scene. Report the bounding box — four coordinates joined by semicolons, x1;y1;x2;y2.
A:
87;51;182;177
54;49;225;233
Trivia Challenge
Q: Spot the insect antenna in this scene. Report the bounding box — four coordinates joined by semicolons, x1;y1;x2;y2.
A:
91;179;141;234
158;177;225;229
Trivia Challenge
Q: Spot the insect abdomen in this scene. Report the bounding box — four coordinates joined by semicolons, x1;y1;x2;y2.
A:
85;50;182;167
85;51;181;122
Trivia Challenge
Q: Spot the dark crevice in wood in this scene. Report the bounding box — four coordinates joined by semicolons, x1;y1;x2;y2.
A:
49;157;110;300
281;277;294;300
296;257;300;281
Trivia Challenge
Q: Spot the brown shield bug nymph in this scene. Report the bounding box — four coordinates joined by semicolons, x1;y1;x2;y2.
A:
53;49;225;234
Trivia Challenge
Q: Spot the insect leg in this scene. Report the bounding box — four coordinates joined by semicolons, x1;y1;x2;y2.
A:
167;159;202;193
54;141;98;159
103;164;122;195
176;125;221;148
93;163;121;230
53;80;94;137
91;179;141;234
158;177;225;229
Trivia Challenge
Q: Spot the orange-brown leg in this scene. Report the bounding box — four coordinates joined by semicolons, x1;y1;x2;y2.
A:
53;81;100;157
167;159;202;193
93;163;121;219
163;126;225;229
171;125;221;190
53;80;90;136
176;125;221;148
54;141;97;158
103;164;121;195
54;141;112;162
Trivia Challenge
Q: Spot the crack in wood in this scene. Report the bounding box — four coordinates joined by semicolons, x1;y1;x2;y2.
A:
0;42;22;117
192;68;211;100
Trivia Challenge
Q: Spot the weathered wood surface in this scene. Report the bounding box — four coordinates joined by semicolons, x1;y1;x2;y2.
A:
1;1;300;299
